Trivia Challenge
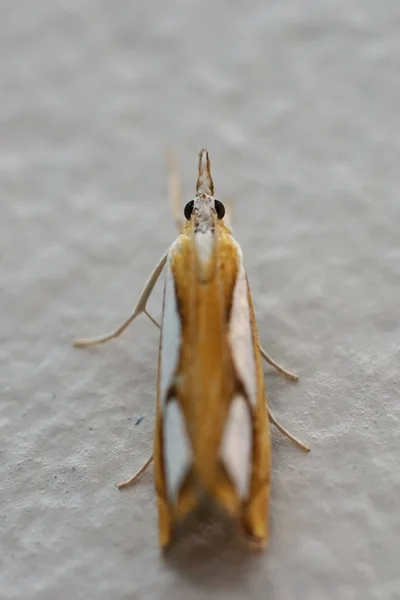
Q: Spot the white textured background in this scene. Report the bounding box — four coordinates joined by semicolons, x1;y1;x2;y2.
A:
1;2;400;599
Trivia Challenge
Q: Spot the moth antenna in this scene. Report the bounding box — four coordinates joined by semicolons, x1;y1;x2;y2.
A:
196;148;214;196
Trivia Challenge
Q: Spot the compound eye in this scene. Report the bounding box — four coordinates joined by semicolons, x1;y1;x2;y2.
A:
184;200;194;220
214;199;225;220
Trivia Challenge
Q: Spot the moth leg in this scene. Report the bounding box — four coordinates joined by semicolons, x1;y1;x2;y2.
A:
268;409;310;452
166;147;185;230
118;454;154;489
72;252;167;348
144;311;161;330
259;345;298;381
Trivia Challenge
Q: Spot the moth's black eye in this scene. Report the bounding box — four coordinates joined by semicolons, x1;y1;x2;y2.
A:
184;200;194;220
214;199;225;220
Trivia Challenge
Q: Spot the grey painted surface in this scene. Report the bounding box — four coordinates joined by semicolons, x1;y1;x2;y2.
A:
1;2;399;599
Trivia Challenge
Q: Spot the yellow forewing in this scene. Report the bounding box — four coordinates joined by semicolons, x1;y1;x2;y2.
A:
154;217;271;548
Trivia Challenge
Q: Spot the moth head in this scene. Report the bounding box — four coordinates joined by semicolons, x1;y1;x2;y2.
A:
183;149;225;229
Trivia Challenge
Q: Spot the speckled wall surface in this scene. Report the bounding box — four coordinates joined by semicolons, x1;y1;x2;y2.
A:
1;2;399;599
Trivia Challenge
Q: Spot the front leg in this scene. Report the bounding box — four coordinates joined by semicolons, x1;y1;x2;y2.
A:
73;252;168;348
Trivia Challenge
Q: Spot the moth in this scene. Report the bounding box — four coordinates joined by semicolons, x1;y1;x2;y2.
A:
73;149;309;550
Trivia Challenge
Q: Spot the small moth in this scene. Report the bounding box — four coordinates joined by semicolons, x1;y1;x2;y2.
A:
73;149;309;550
